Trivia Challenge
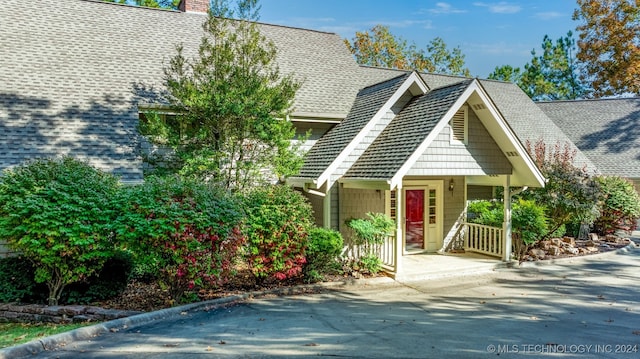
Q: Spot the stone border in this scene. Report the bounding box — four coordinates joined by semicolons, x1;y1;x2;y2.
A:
517;241;637;268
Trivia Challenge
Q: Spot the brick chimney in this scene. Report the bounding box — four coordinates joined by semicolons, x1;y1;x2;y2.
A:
179;0;209;14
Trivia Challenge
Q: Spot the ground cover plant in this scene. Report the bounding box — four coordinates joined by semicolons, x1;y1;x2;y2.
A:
0;322;90;349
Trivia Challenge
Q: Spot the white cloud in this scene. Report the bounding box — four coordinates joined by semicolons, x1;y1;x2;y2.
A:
533;11;564;20
473;2;522;14
426;2;467;14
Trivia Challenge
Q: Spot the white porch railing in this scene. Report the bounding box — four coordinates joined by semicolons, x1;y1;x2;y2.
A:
464;223;503;258
342;235;396;271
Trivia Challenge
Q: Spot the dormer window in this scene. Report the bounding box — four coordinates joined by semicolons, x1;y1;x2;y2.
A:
450;105;468;145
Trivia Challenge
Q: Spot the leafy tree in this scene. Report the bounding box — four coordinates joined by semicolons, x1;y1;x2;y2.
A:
573;0;640;97
488;64;522;83
345;25;471;76
143;0;302;190
522;140;602;238
519;32;588;100
100;0;180;9
0;158;120;305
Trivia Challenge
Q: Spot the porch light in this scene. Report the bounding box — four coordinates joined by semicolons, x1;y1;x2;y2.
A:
449;178;455;192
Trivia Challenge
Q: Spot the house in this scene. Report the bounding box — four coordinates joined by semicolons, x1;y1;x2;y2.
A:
0;0;615;274
538;98;640;191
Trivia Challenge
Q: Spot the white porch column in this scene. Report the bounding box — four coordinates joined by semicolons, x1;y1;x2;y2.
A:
323;183;332;229
394;184;403;274
502;175;512;262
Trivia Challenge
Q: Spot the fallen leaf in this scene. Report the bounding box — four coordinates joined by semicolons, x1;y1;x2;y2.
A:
219;340;226;345
632;331;640;336
164;343;180;347
206;346;213;351
480;301;486;304
304;343;318;346
259;318;266;321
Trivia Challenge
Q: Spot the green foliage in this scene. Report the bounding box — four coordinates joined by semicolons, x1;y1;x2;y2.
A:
512;200;549;244
467;199;549;244
114;175;245;303
523;140;602;238
242;185;314;281
0;157;121;305
149;0;302;189
346;212;394;275
100;0;180;9
594;176;640;234
0;257;36;303
488;65;522;83
344;25;471;76
303;228;344;282
518;32;588;100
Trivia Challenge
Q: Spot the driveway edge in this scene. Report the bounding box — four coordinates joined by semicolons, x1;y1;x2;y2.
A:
0;279;380;359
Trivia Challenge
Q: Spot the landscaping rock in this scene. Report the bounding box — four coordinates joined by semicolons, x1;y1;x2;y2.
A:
550;238;562;246
548;246;561;256
565;247;579;255
528;248;546;260
585;247;599;253
562;237;576;246
585;240;598;247
589;233;599;241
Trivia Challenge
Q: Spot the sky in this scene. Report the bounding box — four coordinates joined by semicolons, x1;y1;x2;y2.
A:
258;0;581;78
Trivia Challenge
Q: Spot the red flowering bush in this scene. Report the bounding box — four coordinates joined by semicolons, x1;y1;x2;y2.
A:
242;185;313;282
115;176;245;303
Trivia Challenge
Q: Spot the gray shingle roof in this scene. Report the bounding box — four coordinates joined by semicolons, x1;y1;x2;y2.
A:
0;0;364;181
296;73;412;179
350;66;598;172
538;98;640;178
344;80;472;179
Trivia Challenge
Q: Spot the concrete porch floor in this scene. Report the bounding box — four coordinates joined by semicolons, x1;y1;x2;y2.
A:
390;252;509;282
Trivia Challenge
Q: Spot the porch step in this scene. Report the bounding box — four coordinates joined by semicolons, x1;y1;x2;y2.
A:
389;254;510;282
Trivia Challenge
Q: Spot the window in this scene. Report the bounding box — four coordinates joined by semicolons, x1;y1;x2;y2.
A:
450;105;468;145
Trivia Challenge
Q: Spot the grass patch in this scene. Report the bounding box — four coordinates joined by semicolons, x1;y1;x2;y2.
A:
0;322;91;349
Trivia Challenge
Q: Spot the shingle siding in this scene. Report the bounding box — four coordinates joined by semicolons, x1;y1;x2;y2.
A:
407;103;512;176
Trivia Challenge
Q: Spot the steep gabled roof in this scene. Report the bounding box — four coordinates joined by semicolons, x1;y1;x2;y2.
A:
538;98;640;178
0;0;364;181
344;80;472;180
295;72;415;181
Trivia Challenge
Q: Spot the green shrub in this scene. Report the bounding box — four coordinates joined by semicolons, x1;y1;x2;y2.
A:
242;185;313;282
0;157;121;305
0;257;36;303
115;175;245;303
594;176;640;234
467;199;549;244
304;228;343;282
346;212;394;275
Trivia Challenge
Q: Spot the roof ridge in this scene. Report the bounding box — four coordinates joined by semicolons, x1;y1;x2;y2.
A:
358;72;412;92
537;97;640;104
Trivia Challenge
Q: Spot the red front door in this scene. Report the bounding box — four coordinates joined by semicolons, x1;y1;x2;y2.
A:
405;189;424;251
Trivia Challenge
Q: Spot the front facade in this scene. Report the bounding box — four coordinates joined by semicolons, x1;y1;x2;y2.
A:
2;0;630;275
289;72;546;273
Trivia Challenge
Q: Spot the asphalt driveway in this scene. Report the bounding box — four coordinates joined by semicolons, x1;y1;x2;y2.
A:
5;245;640;358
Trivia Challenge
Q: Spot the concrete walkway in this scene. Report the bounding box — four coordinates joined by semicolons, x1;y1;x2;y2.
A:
394;252;506;282
3;241;638;359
